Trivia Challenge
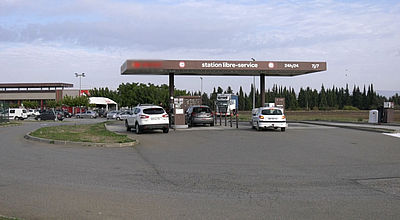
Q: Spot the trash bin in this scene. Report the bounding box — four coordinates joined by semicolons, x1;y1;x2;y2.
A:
377;106;384;123
384;108;395;123
368;110;379;124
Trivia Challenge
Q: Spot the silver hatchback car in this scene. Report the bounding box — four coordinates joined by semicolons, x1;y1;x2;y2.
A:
185;105;214;127
75;110;98;119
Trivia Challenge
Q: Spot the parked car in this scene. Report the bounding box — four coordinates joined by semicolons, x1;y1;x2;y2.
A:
125;105;169;134
75;110;98;118
251;107;287;131
35;109;64;121
27;109;40;117
106;110;120;120
185;105;214;127
55;110;72;118
7;108;28;120
95;108;107;118
116;111;133;121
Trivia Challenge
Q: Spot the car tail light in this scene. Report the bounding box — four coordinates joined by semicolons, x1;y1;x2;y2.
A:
191;112;196;116
259;115;264;119
162;113;168;118
282;115;286;119
140;114;149;119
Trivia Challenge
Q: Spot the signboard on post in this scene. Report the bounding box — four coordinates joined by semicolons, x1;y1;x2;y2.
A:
275;98;285;109
174;97;185;127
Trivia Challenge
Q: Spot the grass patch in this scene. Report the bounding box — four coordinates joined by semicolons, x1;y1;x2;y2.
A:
0;216;20;220
284;110;369;122
0;121;20;127
237;110;377;123
30;122;133;143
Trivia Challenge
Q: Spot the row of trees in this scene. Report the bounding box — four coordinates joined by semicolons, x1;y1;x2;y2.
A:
19;96;90;109
89;83;397;111
198;84;390;111
90;83;189;109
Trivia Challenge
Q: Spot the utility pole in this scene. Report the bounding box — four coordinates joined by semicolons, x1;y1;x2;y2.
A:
75;72;85;96
200;77;203;96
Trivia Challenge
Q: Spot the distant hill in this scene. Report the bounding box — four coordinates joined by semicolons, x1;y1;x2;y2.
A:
377;90;400;98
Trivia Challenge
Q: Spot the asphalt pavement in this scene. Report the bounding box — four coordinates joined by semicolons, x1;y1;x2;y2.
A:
1;119;400;219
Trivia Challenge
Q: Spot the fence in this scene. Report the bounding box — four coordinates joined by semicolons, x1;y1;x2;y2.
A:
0;101;9;123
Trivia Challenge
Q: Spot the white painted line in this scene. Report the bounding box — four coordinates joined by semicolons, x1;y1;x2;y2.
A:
383;133;400;139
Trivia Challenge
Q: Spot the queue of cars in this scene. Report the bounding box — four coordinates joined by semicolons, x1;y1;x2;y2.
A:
2;104;287;133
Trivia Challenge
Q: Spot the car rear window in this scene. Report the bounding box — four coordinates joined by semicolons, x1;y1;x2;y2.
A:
193;107;211;113
143;108;164;114
261;109;282;115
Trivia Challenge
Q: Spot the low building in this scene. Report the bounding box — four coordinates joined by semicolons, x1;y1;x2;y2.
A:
0;83;89;108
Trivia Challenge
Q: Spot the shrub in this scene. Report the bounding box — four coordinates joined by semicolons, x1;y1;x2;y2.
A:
343;105;360;111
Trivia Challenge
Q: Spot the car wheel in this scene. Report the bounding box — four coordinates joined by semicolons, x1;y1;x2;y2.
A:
90;116;94;119
135;123;141;134
126;121;131;131
210;122;214;127
37;117;41;121
14;116;19;120
281;127;286;132
256;122;261;131
163;127;169;133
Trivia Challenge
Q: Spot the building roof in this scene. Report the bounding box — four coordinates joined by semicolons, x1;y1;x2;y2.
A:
0;83;73;89
121;60;327;76
89;97;117;105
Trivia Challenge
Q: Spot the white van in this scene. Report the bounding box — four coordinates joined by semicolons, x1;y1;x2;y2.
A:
8;108;28;120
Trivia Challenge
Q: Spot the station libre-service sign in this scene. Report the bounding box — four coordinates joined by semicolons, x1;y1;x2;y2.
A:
121;60;327;76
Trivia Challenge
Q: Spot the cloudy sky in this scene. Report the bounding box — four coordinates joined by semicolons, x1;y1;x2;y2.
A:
1;0;399;94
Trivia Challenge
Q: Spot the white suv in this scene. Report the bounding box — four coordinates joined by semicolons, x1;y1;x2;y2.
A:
125;105;169;134
251;107;287;131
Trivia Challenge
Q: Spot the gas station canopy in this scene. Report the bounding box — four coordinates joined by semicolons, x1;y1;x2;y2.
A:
121;60;326;76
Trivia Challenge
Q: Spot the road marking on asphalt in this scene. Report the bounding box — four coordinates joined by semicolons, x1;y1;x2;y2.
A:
383;133;400;139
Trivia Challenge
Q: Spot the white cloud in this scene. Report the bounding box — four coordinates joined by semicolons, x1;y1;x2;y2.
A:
0;0;400;93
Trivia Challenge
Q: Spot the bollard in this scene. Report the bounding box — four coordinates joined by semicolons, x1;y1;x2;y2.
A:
236;113;239;128
230;113;232;127
224;113;227;126
214;111;216;126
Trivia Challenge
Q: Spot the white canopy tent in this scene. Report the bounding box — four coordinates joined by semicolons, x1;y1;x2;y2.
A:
89;97;118;111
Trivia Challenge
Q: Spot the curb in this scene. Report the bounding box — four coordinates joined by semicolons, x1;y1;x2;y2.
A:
298;121;398;133
24;133;138;148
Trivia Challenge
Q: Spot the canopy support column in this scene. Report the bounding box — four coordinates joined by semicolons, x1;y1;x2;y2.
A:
260;73;265;107
169;72;174;100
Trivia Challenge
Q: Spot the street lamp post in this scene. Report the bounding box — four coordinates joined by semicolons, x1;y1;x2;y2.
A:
75;72;85;96
200;77;203;96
